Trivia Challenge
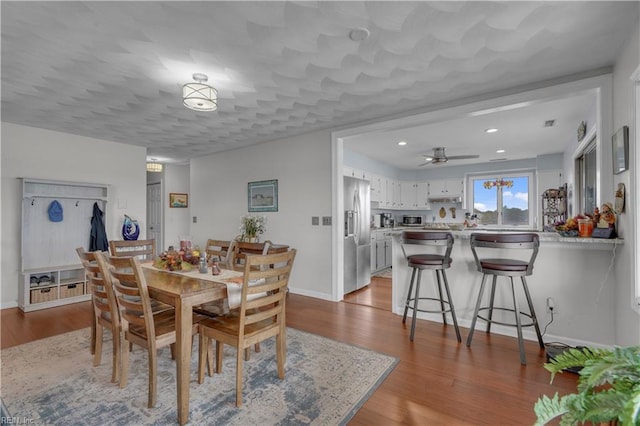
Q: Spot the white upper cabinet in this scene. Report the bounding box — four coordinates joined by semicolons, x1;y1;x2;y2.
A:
428;178;464;196
399;181;416;209
415;181;431;209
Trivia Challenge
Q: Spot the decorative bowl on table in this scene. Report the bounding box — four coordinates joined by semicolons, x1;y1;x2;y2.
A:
556;229;579;237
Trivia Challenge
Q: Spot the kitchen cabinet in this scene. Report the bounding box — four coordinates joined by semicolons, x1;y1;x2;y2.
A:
429;178;464;196
371;231;392;272
343;166;368;180
391;180;402;209
399;181;431;209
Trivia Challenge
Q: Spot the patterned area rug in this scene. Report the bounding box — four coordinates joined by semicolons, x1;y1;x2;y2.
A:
1;328;397;425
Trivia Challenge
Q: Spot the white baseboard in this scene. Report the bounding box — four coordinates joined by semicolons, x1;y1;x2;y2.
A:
1;300;19;310
288;287;333;301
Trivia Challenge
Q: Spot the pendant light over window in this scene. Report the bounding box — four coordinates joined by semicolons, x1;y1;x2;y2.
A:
183;73;217;112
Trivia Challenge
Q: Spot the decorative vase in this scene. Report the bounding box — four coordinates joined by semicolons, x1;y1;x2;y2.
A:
243;235;258;243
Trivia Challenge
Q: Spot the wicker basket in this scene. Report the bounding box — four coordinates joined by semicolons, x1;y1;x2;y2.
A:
30;287;58;304
60;283;85;299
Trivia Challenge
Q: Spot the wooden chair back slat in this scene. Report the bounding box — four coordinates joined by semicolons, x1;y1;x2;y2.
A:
109;239;156;261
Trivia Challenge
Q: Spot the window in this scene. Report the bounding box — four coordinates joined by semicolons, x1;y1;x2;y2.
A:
576;137;597;216
470;172;533;227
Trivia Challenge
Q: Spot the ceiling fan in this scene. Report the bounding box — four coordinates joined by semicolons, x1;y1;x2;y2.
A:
418;147;480;166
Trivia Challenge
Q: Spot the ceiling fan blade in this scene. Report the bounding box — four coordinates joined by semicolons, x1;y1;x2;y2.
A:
417;161;431;167
447;154;480;160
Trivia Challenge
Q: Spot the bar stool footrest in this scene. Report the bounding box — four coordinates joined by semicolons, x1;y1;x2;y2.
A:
405;297;455;315
476;307;537;328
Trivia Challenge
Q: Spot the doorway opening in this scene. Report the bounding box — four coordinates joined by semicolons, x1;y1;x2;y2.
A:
343;274;392;311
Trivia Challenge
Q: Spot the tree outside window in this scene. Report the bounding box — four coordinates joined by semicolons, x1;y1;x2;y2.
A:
472;174;531;227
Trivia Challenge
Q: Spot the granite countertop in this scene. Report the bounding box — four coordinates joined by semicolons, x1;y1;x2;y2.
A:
379;227;623;244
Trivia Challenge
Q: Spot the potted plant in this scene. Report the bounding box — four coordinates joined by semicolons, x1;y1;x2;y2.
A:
240;215;266;242
534;346;640;425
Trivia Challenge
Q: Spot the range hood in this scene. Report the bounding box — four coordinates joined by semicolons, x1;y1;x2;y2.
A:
427;195;462;203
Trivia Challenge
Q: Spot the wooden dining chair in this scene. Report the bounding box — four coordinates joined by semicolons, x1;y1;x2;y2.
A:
197;249;296;407
77;248;122;383
230;240;272;271
205;239;231;264
97;251;199;408
108;239;156;261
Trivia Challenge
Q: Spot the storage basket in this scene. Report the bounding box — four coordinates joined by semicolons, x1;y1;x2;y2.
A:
30;287;58;304
60;283;85;299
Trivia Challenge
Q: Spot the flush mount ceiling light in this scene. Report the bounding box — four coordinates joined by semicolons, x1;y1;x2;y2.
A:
484;128;499;133
398;141;407;146
146;161;163;173
349;27;370;42
183;73;217;112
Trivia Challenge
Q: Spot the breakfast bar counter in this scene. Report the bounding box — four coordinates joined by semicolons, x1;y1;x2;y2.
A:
386;228;622;347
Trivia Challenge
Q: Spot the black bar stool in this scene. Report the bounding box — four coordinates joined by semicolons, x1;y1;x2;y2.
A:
466;233;544;365
401;231;461;342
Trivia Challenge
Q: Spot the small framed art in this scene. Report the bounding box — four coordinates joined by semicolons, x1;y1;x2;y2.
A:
612;126;629;174
169;193;188;208
248;179;278;212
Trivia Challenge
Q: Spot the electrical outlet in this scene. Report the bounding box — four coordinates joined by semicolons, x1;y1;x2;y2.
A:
192;216;197;223
546;297;556;314
311;216;319;226
322;216;332;226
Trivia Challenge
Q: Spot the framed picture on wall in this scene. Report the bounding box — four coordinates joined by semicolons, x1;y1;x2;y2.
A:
612;125;629;174
248;179;278;212
169;193;188;208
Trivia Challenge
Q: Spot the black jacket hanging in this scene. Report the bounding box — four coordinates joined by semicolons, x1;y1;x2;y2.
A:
90;202;108;251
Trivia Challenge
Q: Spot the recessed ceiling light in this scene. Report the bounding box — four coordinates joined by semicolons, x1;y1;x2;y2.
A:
349;27;370;42
484;128;499;133
496;149;505;153
398;141;407;146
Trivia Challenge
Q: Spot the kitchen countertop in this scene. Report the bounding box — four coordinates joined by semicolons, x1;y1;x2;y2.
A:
375;226;623;244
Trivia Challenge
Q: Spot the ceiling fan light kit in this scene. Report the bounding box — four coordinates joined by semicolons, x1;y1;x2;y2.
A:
419;147;480;166
183;73;217;112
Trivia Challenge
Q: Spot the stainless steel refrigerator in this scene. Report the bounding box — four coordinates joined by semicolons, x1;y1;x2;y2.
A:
344;176;371;294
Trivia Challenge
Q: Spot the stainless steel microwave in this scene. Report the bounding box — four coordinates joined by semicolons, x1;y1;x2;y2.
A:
402;215;423;226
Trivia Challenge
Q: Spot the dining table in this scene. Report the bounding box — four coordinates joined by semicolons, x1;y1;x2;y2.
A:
142;264;243;425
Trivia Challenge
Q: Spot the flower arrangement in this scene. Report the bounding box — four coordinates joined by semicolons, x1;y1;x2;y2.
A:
240;215;266;239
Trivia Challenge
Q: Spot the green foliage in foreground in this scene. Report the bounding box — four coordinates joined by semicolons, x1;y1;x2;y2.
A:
534;346;640;426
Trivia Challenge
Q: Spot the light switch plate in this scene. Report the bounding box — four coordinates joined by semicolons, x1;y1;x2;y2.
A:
193;216;197;223
312;216;319;226
322;216;332;226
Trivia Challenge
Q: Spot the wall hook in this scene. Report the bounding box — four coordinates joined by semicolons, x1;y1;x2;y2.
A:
75;201;79;207
31;199;35;206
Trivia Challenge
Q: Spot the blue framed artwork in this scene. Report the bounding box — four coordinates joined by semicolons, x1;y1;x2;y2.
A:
248;179;278;212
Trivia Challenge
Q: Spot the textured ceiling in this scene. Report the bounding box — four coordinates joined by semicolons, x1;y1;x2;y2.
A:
2;1;638;165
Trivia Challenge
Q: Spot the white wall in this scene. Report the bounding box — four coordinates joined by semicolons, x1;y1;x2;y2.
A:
189;130;333;299
163;164;191;249
612;20;640;345
1;123;147;308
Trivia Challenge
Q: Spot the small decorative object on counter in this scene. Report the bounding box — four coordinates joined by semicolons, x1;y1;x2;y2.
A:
211;261;221;275
199;253;208;274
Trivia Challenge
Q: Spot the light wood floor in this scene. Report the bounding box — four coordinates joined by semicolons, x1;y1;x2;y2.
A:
1;283;578;425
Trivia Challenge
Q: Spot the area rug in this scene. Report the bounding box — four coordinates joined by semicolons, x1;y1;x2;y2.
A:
1;327;397;425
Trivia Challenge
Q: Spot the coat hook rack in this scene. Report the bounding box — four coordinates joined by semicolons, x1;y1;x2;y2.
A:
31;199;35;206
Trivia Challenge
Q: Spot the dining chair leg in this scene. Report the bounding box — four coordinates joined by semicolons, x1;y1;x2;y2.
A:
207;340;214;376
90;314;96;355
120;337;130;388
111;326;120;383
170;343;176;360
276;332;285;379
197;334;206;384
148;345;157;408
486;275;498;333
215;341;224;374
466;274;488;347
255;343;261;353
244;348;251;361
235;346;244;407
93;321;103;367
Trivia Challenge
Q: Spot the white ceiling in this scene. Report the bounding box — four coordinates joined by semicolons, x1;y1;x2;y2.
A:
2;1;637;166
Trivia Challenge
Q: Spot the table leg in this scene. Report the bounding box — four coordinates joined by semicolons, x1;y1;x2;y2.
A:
176;299;192;425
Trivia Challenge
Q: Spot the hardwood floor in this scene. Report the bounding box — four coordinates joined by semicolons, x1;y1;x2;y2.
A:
1;291;578;425
343;275;392;311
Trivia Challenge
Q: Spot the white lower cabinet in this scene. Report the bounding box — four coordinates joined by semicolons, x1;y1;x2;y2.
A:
371;231;392;272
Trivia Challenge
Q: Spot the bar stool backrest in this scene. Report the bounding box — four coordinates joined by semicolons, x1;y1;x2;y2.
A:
470;233;539;275
401;231;453;260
